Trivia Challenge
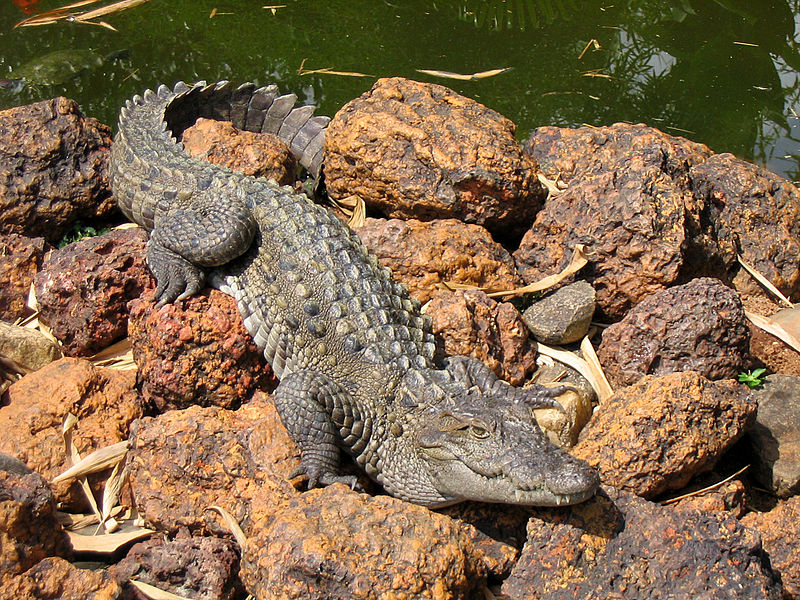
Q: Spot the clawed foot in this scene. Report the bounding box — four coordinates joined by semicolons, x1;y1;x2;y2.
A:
517;384;579;412
146;242;206;306
289;465;364;492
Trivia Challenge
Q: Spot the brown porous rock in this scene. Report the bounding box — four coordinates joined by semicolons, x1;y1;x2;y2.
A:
325;77;545;238
109;535;243;600
0;97;116;243
573;371;757;499
423;289;537;386
597;278;750;387
355;217;522;303
128;289;273;411
126;393;300;535
0;233;47;321
0;358;144;511
241;484;516;600
516;123;715;319
518;123;800;318
666;478;747;517
3;557;122;599
182;117;297;185
690;152;800;300
741;495;800;600
33;227;152;357
501;486;782;600
0;464;72;579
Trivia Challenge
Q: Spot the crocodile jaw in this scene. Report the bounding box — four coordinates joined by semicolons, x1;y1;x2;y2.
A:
415;409;600;507
418;448;599;506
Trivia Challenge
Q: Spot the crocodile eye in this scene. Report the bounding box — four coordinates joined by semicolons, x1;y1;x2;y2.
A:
469;425;490;439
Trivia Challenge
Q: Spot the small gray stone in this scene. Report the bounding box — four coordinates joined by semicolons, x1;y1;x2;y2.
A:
522;281;596;345
746;374;800;498
0;320;61;372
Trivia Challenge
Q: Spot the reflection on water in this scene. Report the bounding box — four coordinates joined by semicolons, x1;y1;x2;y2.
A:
0;0;798;181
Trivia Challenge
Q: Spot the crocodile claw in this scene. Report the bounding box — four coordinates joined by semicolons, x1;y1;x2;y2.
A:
516;384;578;412
289;465;363;492
147;242;206;306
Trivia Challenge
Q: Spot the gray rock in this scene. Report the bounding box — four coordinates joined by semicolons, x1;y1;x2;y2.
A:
747;373;800;498
0;320;61;372
522;281;596;345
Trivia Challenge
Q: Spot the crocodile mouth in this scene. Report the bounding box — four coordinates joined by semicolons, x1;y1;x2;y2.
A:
420;446;599;507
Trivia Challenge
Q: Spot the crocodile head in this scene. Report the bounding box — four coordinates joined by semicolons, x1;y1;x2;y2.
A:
411;382;599;507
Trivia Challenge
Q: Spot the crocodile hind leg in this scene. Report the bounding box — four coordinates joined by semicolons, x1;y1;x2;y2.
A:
273;370;361;490
442;355;572;411
147;186;257;305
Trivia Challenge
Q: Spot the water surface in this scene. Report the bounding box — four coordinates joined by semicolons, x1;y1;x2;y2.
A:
1;0;799;181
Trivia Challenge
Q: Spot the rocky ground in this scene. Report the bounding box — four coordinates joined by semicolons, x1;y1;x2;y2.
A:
0;77;799;599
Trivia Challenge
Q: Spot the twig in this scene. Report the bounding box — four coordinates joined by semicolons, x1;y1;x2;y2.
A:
660;465;749;505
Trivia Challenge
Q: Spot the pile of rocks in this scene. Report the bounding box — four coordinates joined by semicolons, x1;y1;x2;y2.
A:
0;77;798;599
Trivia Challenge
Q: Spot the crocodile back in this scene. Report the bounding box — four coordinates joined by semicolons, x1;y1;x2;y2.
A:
110;81;437;382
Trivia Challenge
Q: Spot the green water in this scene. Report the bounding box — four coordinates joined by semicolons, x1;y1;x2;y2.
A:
1;0;799;181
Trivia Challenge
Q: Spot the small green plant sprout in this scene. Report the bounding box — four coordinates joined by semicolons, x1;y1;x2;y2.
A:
57;222;110;248
738;368;767;388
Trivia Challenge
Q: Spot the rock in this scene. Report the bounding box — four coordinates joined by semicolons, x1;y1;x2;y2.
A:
597;278;750;387
241;484;515;600
109;535;242;600
0;97;116;244
521;280;596;344
355;217;522;303
0;357;144;511
0;233;47;321
182;117;297;185
745;374;800;498
741;495;800;600
573;371;757;499
0;321;61;372
423;289;537;386
325;77;545;238
519;124;800;318
2;556;122;599
501;486;782;600
525;122;713;189
126;393;300;535
667;478;747;517
33;227;152;357
0;465;71;578
690;153;800;300
516;123;716;319
128;289;274;411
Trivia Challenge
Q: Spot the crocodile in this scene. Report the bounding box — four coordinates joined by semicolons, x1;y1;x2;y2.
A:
110;81;599;507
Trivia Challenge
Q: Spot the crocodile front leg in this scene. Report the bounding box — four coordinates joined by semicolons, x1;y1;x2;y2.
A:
273;370;361;490
148;186;257;304
442;355;571;411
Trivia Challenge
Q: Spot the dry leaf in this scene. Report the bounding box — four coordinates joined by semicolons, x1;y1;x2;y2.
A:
129;580;193;600
444;244;589;299
415;67;512;80
537;340;613;403
579;336;614;401
207;505;247;548
745;311;800;354
52;441;129;483
737;255;794;307
68;526;154;553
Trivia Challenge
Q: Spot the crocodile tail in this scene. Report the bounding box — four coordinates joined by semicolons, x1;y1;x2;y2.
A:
164;80;328;179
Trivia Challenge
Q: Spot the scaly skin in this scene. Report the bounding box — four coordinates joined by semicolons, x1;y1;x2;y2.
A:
110;81;599;507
